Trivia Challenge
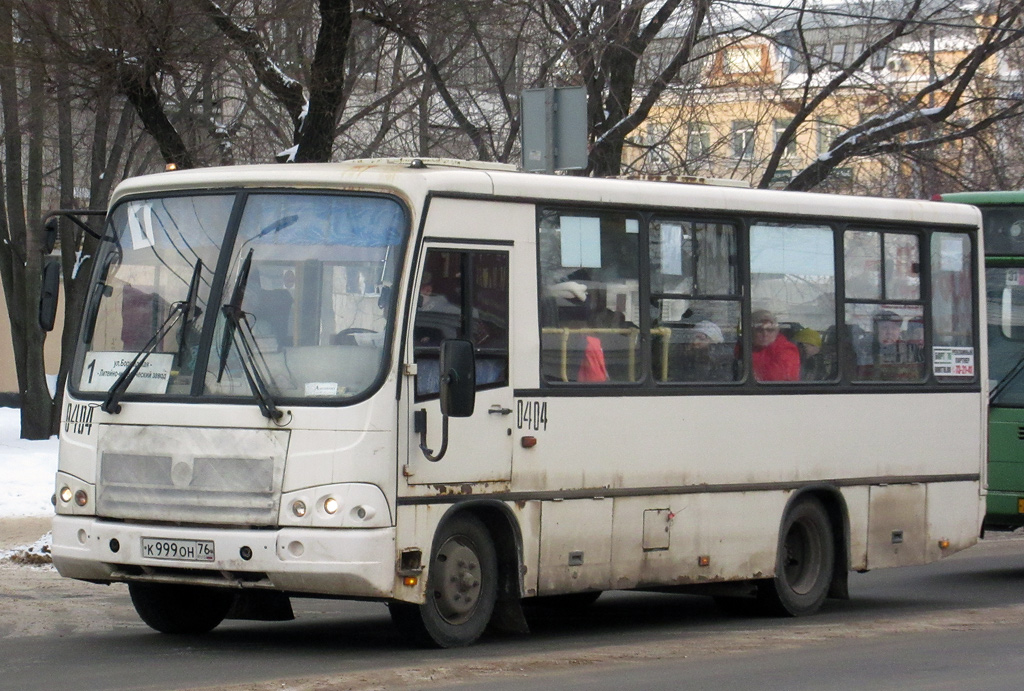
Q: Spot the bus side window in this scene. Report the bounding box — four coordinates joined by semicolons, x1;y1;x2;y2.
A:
845;230;926;383
538;210;640;384
414;249;509;398
749;223;836;383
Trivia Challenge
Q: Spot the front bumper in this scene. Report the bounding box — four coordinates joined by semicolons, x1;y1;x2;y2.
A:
51;515;396;599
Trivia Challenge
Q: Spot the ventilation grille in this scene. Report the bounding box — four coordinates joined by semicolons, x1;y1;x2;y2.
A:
95;425;288;526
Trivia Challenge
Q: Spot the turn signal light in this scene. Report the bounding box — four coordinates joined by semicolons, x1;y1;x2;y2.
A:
403;576;418;587
74;489;88;507
938;539;950;549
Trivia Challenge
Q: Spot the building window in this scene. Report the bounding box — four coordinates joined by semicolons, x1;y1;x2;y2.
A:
686;123;711;159
871;47;888;70
722;45;763;74
774;119;798;158
831;43;847;66
732;120;756;160
809;44;827;69
818;118;841;155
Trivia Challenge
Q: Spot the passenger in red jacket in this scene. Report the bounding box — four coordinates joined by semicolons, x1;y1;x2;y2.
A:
751;309;800;382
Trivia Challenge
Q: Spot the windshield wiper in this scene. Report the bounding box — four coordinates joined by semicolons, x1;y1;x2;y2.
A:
215;249;283;420
216;248;253;382
101;260;204;414
175;259;204;368
221;307;285;421
991;348;1024;404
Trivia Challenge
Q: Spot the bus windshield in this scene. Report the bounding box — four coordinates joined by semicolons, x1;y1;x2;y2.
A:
978;206;1024;406
987;264;1024;406
72;192;407;404
981;206;1024;256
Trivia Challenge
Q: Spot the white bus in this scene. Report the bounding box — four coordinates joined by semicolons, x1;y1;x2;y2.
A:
48;158;986;648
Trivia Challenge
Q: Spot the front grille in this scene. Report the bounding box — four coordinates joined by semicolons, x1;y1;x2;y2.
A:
96;426;288;526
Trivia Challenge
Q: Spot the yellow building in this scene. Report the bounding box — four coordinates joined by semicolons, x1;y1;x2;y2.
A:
626;12;1002;196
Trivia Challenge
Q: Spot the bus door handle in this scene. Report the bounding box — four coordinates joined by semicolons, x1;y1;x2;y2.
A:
488;405;512;415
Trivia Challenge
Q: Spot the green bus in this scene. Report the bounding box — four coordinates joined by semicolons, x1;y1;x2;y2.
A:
937;191;1024;532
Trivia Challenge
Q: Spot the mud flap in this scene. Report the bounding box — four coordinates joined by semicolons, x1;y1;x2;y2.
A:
487;596;530;635
828;568;849;600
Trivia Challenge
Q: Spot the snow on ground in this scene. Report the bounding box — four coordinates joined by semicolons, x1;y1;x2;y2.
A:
0;406;58;562
0;407;58;517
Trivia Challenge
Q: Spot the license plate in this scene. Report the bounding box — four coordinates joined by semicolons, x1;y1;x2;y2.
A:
141;537;215;562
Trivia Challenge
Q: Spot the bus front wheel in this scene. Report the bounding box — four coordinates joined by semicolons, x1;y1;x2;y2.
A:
394;514;498;648
128;582;235;634
760;496;834;617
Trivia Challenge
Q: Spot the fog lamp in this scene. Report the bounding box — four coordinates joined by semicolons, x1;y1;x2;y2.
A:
59;486;72;503
74;489;88;507
323;497;339;515
292;500;307;518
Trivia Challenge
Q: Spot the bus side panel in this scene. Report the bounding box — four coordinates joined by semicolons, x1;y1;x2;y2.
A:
926;481;984;560
538;499;613;593
841;485;870;571
866;484;927;569
607;493;781;591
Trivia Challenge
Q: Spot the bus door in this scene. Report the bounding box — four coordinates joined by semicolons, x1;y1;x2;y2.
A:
404;245;513;485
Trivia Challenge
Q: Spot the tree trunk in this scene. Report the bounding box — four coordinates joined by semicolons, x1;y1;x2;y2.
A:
295;0;352;162
0;4;50;438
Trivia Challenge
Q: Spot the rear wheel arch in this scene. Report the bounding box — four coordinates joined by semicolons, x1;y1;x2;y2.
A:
784;486;850;597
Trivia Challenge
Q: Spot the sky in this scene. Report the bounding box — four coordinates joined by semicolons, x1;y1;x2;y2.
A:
0;407;59;518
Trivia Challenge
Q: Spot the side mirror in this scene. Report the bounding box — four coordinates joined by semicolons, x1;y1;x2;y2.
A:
439;338;475;417
38;259;61;331
43;216;59;254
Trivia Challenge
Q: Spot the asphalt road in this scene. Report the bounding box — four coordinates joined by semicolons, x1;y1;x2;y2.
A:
4;535;1024;691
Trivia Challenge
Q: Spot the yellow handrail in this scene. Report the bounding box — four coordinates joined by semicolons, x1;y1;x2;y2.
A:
541;327;671;381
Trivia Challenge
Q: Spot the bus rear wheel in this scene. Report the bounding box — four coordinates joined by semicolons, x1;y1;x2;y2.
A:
760;496;834;617
394;514;498;648
128;582;235;634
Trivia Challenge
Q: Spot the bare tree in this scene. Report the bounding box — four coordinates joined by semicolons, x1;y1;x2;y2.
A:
531;0;712;177
779;0;1024;192
0;0;55;438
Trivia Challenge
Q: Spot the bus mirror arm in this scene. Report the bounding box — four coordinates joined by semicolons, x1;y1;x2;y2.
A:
416;409;449;462
416;339;476;462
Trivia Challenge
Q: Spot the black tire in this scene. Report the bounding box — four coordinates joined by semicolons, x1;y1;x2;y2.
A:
128;582;235;634
760;497;835;617
397;514;498;648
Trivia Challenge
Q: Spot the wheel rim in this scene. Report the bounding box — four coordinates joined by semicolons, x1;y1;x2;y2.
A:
783;518;822;596
431;535;483;625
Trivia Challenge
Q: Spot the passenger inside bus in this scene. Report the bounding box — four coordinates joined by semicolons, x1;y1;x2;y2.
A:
672;320;733;382
791;327;825;381
852;310;925;381
751;309;800;382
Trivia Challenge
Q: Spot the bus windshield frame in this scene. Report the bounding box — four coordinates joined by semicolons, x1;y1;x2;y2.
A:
69;189;409;408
